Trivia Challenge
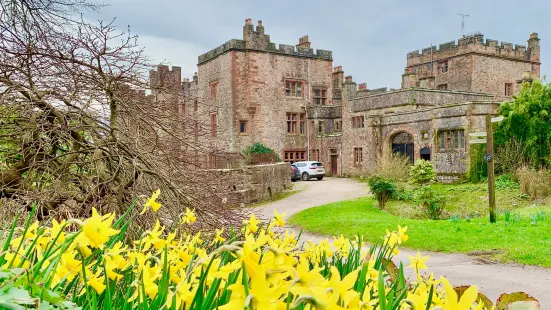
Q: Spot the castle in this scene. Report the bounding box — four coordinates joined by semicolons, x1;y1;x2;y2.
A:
150;18;541;181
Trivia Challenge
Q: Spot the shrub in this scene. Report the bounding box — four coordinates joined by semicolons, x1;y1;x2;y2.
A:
375;153;411;181
242;142;280;164
413;186;446;220
517;166;551;200
495;138;527;175
410;159;437;185
367;176;396;209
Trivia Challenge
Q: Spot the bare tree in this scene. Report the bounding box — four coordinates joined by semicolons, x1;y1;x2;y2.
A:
0;0;247;230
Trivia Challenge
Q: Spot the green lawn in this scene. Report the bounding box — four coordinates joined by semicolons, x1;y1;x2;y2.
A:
288;197;551;267
387;181;530;218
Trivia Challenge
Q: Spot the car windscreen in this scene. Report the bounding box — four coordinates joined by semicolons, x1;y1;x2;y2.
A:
311;162;323;167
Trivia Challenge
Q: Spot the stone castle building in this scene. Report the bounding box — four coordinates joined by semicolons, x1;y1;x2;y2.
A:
150;19;541;181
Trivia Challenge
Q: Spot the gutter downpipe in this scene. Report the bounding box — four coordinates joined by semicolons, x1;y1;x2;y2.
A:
306;59;311;160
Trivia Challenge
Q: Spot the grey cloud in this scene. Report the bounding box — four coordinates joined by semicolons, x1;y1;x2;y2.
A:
90;0;549;88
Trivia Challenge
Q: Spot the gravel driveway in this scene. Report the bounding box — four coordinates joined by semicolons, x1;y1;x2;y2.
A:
256;177;551;307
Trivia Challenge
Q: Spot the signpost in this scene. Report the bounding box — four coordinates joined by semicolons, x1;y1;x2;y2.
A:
468;114;503;223
485;115;496;223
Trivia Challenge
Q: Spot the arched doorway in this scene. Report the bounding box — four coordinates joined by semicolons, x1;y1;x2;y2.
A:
420;147;431;161
391;132;414;164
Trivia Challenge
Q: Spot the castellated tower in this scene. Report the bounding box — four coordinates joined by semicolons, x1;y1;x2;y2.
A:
195;18;335;167
402;33;541;99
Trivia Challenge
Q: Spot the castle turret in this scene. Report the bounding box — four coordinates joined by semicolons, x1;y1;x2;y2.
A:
528;32;540;62
401;68;417;88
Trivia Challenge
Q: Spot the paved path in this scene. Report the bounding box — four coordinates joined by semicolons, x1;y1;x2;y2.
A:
256;177;551;308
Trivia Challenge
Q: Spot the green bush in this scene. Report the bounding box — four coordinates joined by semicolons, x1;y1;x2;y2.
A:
494;80;551;168
413;186;446;220
367;176;396;210
410;160;437;185
241;142;280;164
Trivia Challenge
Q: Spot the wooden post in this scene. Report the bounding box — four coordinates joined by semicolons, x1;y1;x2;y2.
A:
486;114;496;223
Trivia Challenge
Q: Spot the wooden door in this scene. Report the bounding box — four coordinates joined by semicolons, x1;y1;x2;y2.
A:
331;155;338;175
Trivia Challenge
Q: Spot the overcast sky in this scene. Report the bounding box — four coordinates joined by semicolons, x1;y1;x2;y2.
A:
91;0;548;89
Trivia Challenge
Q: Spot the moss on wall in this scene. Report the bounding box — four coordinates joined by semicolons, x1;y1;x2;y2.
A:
467;144;487;182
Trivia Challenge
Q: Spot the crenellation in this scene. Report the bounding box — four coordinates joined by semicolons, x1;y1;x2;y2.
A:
439;41;456;51
501;42;513;50
486;39;498;47
198;19;332;65
515;45;526;53
421;46;436;55
407;33;540;70
407;50;420;58
278;44;295;54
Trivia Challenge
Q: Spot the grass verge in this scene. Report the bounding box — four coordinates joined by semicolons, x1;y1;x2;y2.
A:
387;182;529;218
247;185;304;208
288;197;551;267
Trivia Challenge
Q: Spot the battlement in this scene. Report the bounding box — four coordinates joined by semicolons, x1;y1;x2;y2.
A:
149;65;182;89
198;19;332;65
406;33;540;66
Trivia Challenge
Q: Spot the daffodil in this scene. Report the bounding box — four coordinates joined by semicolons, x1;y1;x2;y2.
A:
408;251;429;272
81;208;120;249
180;208;197;225
210;228;226;245
243;214;260;234
441;278;478;309
273;211;286;227
140;189;162;214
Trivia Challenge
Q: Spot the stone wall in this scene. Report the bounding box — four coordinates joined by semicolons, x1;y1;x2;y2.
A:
351;88;492;112
209;162;291;205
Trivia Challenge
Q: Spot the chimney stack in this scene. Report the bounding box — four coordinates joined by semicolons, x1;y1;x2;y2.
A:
296;35;311;48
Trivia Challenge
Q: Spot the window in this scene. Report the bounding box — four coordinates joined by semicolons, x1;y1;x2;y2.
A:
505;83;513;96
311;149;320;161
310;121;315;136
441;60;449;73
439;129;465;150
532;64;536;72
318;120;325;135
313;87;327;105
287;113;298;134
352;116;365;129
210;113;217;137
354;148;363;166
285;80;303;98
181;103;186;115
299;113;306;134
210;82;218;100
283;151;306;162
194;99;198;112
208;154;216;169
239;120;248;134
334;119;342;132
437;84;448;90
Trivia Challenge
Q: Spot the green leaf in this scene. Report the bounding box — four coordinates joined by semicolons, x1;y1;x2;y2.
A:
496;292;540;310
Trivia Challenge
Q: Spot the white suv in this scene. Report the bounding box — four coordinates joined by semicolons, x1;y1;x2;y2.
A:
293;161;325;181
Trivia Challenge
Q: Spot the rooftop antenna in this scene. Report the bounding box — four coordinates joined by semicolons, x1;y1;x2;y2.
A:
458;14;469;36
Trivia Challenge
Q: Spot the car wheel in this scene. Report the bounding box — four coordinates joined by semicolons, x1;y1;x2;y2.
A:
317;176;324;180
301;172;309;181
291;179;297;182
